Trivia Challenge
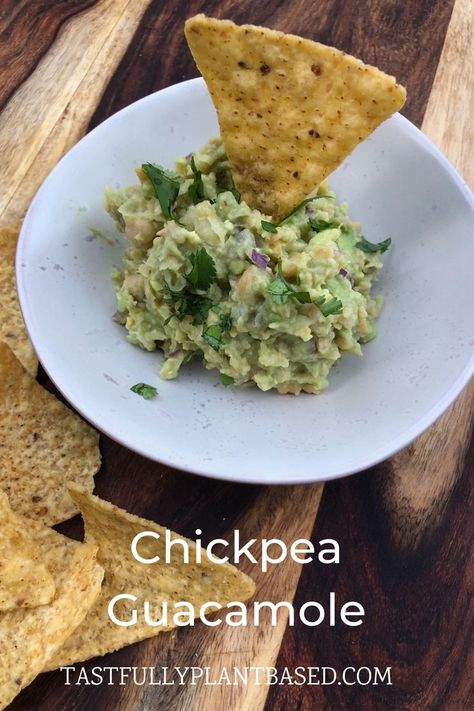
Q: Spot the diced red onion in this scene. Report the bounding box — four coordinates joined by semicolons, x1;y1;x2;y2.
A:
338;267;354;286
250;249;269;269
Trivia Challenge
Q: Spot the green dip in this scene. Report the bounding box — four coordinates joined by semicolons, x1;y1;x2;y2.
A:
106;138;387;394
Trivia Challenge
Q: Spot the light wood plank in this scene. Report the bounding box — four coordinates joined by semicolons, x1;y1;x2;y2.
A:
422;0;473;187
137;484;324;711
382;0;473;549
0;0;150;224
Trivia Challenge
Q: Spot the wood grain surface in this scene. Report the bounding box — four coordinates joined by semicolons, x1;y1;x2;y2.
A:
1;1;472;710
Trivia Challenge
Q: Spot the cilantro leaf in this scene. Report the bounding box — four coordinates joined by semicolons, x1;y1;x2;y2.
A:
266;267;294;304
130;382;158;400
220;374;235;386
183;349;203;364
219;312;233;332
308;217;339;232
230;188;241;203
261;220;278;233
267;263;343;316
267;263;309;305
261;195;333;232
162;249;216;325
186;248;216;291
202;324;223;351
162;282;183;303
314;296;343;316
356;237;392;253
188;156;205;204
292;291;313;304
141;163;180;220
279;195;333;225
177;294;213;324
162;284;212;325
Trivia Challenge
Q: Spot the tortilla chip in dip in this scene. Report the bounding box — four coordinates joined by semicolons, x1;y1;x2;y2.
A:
185;15;406;221
46;485;256;667
0;341;100;525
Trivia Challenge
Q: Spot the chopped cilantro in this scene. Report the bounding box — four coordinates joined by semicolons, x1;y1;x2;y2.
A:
261;220;278;233
183;349;203;364
188;156;205;204
267;262;342;316
356;237;392;253
186;248;216;291
162;249;216;325
219;312;233;332
230;188;241;203
130;382;158;399
141;163;180;220
220;373;235;386
279;195;331;225
162;283;212;325
261;195;333;232
292;290;313;304
314;296;343;316
308;217;339;232
202;324;223;351
266;265;294;304
177;294;213;324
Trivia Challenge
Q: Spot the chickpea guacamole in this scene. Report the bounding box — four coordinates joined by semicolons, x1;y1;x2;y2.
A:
106;138;389;395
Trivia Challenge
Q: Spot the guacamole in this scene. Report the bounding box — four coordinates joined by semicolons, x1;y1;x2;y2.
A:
106;138;388;394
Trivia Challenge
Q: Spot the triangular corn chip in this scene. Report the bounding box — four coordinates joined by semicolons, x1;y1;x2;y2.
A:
46;485;256;667
0;342;100;525
185;15;406;221
0;517;103;709
0;223;37;376
0;490;55;612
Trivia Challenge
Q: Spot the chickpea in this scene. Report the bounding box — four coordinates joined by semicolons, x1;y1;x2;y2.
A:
281;261;298;279
277;382;302;395
124;274;145;300
125;218;156;247
236;265;260;302
313;243;335;259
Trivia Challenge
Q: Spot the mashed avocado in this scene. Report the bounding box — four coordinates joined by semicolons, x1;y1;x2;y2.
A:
106;138;388;395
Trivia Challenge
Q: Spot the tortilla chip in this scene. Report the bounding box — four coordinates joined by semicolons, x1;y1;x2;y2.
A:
0;518;103;709
46;485;256;667
185;15;406;221
0;490;56;612
0;223;38;376
0;342;100;525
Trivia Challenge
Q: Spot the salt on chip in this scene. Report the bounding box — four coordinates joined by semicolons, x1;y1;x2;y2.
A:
0;223;37;377
0;342;100;525
0;518;103;710
0;490;55;612
46;484;256;667
185;15;406;221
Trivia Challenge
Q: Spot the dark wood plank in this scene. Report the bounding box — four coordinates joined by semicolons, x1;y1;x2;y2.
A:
0;0;99;112
89;0;454;131
267;433;474;710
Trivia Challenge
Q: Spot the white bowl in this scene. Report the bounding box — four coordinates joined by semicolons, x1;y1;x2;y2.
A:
17;78;474;484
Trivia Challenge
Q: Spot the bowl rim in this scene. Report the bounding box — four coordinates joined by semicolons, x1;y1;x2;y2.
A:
16;77;474;485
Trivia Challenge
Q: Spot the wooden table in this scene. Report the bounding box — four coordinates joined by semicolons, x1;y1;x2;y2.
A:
2;1;473;709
